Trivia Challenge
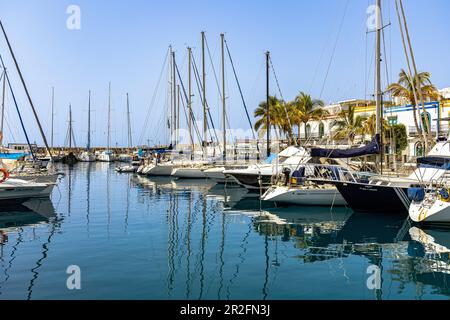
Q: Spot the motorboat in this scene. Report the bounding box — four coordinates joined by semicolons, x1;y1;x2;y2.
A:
118;154;133;162
0;178;55;204
115;164;137;173
79;151;96;162
97;150;116;162
61;152;78;165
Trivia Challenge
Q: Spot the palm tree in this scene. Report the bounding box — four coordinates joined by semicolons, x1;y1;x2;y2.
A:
362;114;390;141
331;105;367;146
387;69;439;145
290;92;327;143
254;96;297;143
254;96;282;140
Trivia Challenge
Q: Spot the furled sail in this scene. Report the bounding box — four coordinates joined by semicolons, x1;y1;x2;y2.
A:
311;134;380;159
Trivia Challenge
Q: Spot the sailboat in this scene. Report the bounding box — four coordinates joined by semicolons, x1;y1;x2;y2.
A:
261;163;348;207
117;93;134;163
140;48;178;176
291;0;440;214
408;153;450;223
170;42;210;179
224;146;310;190
79;91;96;162
61;104;78;165
98;82;116;162
0;19;61;199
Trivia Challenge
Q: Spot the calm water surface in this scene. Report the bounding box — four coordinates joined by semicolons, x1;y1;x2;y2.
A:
0;162;449;300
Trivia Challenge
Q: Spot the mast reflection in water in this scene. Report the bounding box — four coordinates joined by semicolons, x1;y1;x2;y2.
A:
0;163;449;299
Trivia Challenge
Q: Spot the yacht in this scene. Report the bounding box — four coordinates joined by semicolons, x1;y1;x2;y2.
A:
261;165;348;207
98;150;116;162
0;178;55;204
409;190;450;223
312;139;450;214
223;146;310;190
79;151;96;162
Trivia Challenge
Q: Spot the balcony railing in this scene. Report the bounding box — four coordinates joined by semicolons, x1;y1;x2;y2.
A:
408;124;449;136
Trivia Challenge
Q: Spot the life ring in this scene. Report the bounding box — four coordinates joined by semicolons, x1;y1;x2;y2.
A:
0;168;9;183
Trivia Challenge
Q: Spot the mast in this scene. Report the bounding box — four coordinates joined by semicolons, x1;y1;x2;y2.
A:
375;0;382;136
202;31;207;159
266;51;270;157
107;82;111;150
177;84;180;145
51;86;54;149
221;33;226;162
188;47;193;160
172;50;177;147
69;104;72;149
169;46;173;146
87;90;91;151
126;93;132;149
0;68;6;146
0;19;53;161
375;0;383;172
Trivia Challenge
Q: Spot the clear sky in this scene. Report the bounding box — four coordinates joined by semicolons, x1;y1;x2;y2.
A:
1;0;449;147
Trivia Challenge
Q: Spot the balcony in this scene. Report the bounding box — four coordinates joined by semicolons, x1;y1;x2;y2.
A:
408;124;449;137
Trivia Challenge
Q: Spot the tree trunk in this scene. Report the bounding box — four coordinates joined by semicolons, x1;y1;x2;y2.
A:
304;123;308;146
399;0;431;151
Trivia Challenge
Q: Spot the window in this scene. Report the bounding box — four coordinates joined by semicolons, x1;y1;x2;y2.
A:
319;123;325;139
421;112;431;133
388;116;398;126
414;141;424;157
305;124;311;139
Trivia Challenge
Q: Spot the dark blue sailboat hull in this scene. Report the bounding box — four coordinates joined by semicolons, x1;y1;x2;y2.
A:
333;181;410;214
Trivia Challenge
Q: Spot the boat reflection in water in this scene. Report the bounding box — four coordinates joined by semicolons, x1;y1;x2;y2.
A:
0;198;59;300
252;206;450;298
2;163;450;299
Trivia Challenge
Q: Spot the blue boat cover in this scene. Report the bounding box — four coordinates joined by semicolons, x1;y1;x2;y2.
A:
311;134;381;159
0;152;28;160
264;153;278;164
408;187;425;202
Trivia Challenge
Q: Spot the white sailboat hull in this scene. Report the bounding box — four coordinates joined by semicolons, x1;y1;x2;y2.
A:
410;199;450;223
144;164;174;176
262;186;347;206
171;167;207;179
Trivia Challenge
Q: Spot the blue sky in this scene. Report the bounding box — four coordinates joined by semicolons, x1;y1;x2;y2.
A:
1;0;449;147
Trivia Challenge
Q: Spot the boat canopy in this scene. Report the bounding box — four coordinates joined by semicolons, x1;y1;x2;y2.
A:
417;156;450;170
310;134;381;159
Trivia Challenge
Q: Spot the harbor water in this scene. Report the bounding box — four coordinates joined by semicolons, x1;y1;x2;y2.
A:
0;163;449;300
